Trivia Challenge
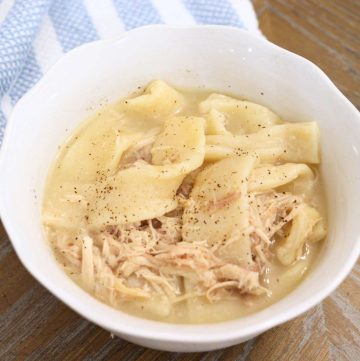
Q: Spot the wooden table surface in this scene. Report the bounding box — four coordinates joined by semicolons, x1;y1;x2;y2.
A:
1;1;359;360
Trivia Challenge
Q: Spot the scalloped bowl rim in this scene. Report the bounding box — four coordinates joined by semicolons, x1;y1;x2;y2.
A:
0;25;359;348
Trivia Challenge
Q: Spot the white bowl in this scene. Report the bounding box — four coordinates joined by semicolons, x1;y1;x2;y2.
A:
0;25;359;352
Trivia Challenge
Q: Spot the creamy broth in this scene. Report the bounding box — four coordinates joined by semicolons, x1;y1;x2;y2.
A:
43;80;326;324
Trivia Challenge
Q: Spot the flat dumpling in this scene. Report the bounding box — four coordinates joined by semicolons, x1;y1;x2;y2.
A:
205;122;320;164
86;116;206;227
151;116;206;171
86;164;182;227
123;80;184;121
249;163;314;192
43;125;141;228
199;93;282;134
42;182;93;229
55;118;141;184
276;204;321;265
205;109;230;135
182;155;258;267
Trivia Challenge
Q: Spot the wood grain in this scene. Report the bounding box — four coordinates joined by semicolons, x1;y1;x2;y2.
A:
0;1;359;360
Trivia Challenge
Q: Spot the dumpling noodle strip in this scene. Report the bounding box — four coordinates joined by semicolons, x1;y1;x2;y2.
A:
182;155;259;271
276;204;321;265
151;116;205;168
122;80;184;120
249;163;314;192
199;93;282;134
86;116;206;227
205;109;231;135
42;132;142;229
205;122;320;164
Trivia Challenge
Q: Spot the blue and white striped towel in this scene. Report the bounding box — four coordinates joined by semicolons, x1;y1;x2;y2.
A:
0;0;261;144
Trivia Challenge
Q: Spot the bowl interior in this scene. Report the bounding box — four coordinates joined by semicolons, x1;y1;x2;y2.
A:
0;26;359;349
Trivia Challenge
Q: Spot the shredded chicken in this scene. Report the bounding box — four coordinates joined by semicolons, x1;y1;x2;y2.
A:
49;170;308;310
247;190;304;271
50;186;306;308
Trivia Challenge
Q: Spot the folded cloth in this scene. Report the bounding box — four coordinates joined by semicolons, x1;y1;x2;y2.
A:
0;0;261;143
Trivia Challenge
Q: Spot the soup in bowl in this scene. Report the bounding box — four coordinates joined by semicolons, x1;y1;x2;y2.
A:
43;80;327;324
